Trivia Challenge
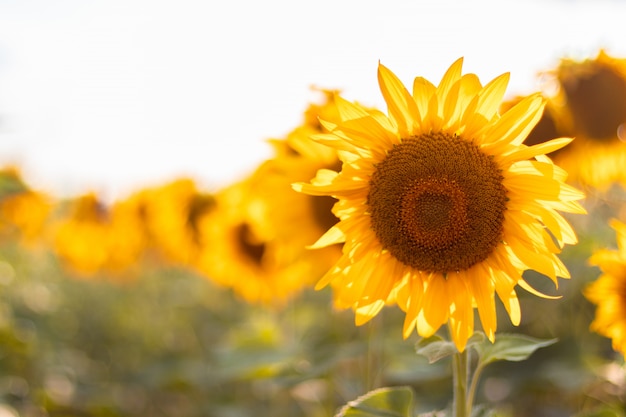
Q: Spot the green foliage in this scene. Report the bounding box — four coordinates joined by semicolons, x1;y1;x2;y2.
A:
335;386;415;417
472;334;557;367
0;197;624;416
415;333;485;364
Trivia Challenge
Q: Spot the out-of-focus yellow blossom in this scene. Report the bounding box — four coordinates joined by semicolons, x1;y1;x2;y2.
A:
295;59;586;351
123;178;215;267
0;190;53;246
585;219;626;356
256;90;344;285
543;50;626;191
0;166;53;246
52;193;145;278
195;175;315;307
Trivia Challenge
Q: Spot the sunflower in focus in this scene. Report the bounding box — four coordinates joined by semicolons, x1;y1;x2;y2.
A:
294;58;586;351
585;219;626;356
545;50;626;191
500;95;572;151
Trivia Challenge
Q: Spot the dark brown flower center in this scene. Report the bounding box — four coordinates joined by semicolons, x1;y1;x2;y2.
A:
311;195;339;231
367;132;508;273
562;64;626;140
310;160;342;232
236;223;265;265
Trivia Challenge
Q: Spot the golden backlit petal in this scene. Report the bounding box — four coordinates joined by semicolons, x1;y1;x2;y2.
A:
543;198;587;215
337;117;398;152
426;93;443;131
347;232;382;260
557;183;587;204
402;279;424;339
412;76;436;123
311;133;360;154
498;138;573;166
479;94;544;147
328;261;371;307
422;274;450;330
505;174;562;201
436;57;464;108
448;272;475;350
355;300;386;325
441;78;462;130
416;310;438;338
315;261;346;290
507;211;561;253
358;252;400;307
540;206;579;245
518;279;562;300
443;74;482;131
492;269;522;325
473;72;510;122
369;108;399;133
378;63;420;136
308;225;345;249
458;73;483;104
292;174;365;196
468;265;497;341
526;205;578;246
507;236;561;283
334;94;371;121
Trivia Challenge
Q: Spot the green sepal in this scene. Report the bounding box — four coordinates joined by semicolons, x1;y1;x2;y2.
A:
335;386;415;417
415;332;485;363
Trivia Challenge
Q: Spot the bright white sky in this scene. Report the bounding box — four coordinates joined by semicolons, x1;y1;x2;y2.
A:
0;0;625;200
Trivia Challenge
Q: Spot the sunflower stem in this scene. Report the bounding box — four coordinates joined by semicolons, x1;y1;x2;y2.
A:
452;348;470;417
466;361;485;413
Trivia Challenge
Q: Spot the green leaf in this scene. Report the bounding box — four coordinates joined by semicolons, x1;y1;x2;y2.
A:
335;386;415;417
474;333;558;367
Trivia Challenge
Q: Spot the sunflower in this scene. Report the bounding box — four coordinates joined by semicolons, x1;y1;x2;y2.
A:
256;89;344;283
195;175;317;306
52;193;145;278
544;50;626;191
585;219;626;356
123;178;215;267
0;189;52;246
0;167;52;246
294;58;586;351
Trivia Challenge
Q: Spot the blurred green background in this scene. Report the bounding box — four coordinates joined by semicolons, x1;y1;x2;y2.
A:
0;198;623;417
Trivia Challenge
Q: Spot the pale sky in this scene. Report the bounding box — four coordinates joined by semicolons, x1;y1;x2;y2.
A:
0;0;625;200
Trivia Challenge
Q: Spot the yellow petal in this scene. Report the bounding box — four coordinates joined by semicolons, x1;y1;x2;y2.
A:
378;62;420;136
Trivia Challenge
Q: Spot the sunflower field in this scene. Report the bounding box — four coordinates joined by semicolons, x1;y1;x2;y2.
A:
1;50;626;417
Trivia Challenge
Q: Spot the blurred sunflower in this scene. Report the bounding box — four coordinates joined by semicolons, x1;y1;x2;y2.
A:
585;219;626;356
52;193;145;278
257;89;344;284
544;50;626;191
0;189;52;246
124;178;215;267
0;167;52;246
195;175;316;307
294;58;586;351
